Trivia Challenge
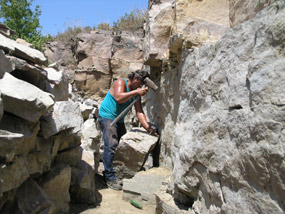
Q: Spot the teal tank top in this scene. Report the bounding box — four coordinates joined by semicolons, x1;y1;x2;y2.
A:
99;78;136;122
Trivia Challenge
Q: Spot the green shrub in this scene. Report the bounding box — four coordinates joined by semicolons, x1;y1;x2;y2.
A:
112;8;146;32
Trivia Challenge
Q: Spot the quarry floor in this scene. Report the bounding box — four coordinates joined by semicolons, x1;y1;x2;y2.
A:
70;163;156;214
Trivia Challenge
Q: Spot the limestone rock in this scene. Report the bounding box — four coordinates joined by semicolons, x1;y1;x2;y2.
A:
0;113;40;160
111;32;144;79
38;164;71;213
0;72;55;122
55;146;83;167
81;118;101;150
155;190;191;214
80;99;98;121
16;178;56;214
143;1;173;66
0;33;46;65
114;127;159;179
74;32;112;98
0;130;24;163
0;156;29;194
57;130;82;152
76;31;113;61
74;69;111;98
81;118;102;173
27;152;52;177
16;38;33;48
40;100;83;139
168;2;285;213
70;161;96;204
7;56;48;90
0;49;12;78
44;41;74;68
229;0;269;27
123;167;170;205
175;0;229;28
44;67;69;101
81;149;95;169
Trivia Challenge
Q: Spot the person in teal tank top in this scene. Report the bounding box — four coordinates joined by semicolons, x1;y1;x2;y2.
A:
98;70;157;190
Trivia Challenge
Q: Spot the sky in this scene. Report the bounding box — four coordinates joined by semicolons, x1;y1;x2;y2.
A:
33;0;148;36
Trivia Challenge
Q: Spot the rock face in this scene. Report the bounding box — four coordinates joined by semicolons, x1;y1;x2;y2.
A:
229;0;269;27
145;1;285;213
45;30;144;99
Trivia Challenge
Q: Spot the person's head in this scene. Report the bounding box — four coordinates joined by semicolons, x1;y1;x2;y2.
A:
128;70;150;89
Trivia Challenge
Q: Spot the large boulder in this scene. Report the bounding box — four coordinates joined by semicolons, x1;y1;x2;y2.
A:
0;113;40;160
114;127;159;179
7;56;48;90
38;164;71;213
0;155;29;194
15;178;56;214
0;34;46;65
40;100;83;139
0;72;55;122
70;161;96;204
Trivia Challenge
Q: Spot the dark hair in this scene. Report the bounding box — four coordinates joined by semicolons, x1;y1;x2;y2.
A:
128;70;150;83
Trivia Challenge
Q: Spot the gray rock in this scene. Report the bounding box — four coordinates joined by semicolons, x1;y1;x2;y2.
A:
80;103;94;121
143;1;173;67
0;33;46;65
44;67;69;101
27;152;52;177
0;155;29;194
229;0;268;27
114;127;159;179
55;146;83;167
81;118;101;150
0;72;54;122
7;56;48;90
40;100;83;139
70;161;96;204
123;167;170;205
0;49;12;78
38;164;71;213
0;129;24;162
0;113;40;161
16;178;56;214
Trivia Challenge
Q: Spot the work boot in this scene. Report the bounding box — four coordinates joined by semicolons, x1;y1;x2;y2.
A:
106;180;122;191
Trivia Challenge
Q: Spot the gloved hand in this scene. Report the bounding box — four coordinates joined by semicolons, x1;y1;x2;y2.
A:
146;124;158;136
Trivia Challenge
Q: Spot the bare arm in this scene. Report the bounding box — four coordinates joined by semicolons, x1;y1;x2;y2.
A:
110;79;148;104
135;98;158;135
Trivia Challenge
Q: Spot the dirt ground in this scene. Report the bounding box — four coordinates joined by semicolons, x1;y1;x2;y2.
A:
70;166;156;214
